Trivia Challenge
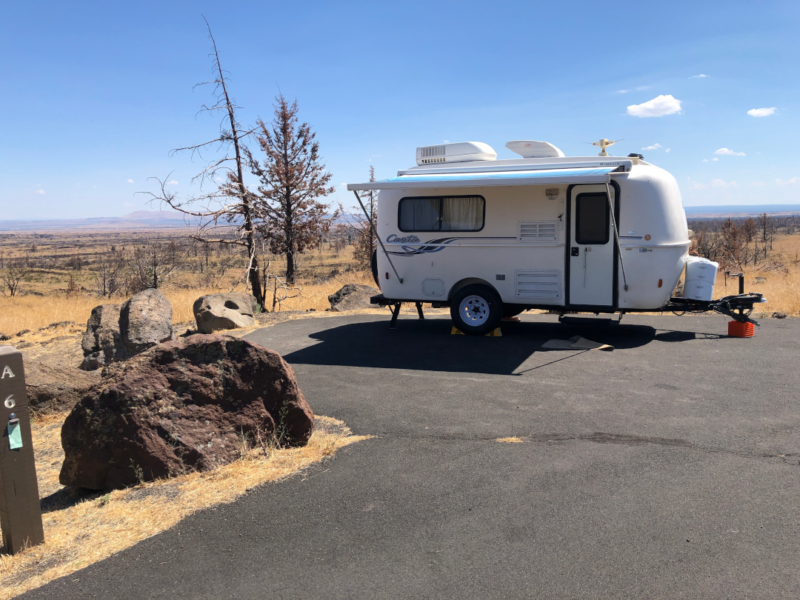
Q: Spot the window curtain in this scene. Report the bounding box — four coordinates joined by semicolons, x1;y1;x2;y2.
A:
441;196;482;231
400;198;439;230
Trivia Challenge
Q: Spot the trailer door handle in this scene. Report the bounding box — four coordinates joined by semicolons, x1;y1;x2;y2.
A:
571;247;579;257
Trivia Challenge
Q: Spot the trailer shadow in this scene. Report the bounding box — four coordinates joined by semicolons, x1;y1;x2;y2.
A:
281;316;662;376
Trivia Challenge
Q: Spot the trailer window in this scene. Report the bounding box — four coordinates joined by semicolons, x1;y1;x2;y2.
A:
398;196;485;232
575;193;610;244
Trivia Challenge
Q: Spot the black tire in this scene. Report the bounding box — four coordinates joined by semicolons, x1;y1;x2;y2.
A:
502;306;525;319
450;284;503;336
370;249;380;288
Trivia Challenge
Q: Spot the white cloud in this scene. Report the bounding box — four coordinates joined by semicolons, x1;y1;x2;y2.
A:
702;159;708;162
691;74;709;78
712;157;719;161
126;179;134;184
665;148;671;153
627;95;682;118
689;180;708;190
443;139;450;144
747;107;776;118
641;143;662;151
166;180;179;185
615;89;631;94
35;189;45;195
712;179;738;188
715;148;745;156
775;177;800;186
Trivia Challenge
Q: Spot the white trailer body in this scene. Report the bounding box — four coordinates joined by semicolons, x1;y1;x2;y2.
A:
348;143;692;333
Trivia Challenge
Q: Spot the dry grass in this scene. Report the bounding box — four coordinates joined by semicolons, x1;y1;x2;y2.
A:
0;270;379;335
719;268;800;317
0;412;370;598
496;437;524;443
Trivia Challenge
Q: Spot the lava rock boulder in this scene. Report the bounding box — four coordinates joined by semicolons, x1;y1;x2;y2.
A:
60;334;314;490
120;288;174;354
328;284;380;312
80;289;174;370
80;303;129;370
193;293;258;333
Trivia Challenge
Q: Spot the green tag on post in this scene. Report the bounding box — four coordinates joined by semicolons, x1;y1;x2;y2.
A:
8;421;22;450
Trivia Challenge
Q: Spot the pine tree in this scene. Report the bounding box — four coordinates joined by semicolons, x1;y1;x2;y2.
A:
247;95;337;283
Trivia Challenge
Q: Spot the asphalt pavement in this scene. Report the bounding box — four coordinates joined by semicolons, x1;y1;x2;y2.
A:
26;313;800;599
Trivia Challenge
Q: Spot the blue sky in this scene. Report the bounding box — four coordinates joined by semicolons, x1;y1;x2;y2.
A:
2;0;798;219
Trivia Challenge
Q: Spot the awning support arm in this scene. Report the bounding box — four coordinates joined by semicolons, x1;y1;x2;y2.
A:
605;182;629;292
352;190;403;284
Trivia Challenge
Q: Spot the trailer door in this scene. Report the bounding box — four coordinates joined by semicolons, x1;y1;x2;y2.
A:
567;184;615;307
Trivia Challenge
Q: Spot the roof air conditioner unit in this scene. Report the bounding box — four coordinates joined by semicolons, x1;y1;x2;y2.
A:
416;141;497;166
505;140;565;159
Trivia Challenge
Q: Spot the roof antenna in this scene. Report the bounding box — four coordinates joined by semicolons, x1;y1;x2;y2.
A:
584;138;623;157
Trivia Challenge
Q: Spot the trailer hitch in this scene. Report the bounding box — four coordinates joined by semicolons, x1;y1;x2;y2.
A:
667;293;766;325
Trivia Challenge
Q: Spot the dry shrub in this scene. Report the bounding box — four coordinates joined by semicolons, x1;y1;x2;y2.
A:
0;413;369;598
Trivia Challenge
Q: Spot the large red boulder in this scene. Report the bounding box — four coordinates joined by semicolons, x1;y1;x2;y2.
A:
60;334;314;490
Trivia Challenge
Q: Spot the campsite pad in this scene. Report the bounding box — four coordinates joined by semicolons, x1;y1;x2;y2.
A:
541;335;614;351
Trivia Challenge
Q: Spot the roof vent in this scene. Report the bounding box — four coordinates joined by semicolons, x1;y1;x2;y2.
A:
505;140;565;159
416;141;497;166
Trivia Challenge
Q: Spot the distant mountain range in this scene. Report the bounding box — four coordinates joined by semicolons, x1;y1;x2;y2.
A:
0;210;199;231
1;205;798;232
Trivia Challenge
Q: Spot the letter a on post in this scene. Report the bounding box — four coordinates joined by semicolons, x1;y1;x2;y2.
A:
1;365;14;379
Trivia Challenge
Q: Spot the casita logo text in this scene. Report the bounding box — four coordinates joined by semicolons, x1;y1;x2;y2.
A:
386;234;420;244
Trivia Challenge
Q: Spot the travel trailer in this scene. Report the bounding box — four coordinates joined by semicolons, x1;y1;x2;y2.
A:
348;141;763;335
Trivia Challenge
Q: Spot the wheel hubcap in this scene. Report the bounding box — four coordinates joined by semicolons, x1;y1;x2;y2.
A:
460;295;490;326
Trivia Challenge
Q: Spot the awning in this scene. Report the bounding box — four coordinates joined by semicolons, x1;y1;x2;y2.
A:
347;166;618;191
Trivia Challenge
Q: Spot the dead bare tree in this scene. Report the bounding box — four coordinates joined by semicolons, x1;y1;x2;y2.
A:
143;17;265;308
246;95;337;284
0;260;32;297
124;240;184;293
93;249;123;297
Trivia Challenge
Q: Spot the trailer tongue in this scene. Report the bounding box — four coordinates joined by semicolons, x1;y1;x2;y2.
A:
667;292;766;324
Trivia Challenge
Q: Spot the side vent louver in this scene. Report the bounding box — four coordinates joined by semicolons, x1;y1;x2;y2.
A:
419;145;446;164
515;270;562;299
518;221;558;243
415;142;497;166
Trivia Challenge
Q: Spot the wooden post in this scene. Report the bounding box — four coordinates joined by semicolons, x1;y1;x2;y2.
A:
0;346;44;555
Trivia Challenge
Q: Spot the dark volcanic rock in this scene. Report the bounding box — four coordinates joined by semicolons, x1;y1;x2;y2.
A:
328;284;380;312
80;303;129;370
120;288;174;354
80;290;174;370
25;358;101;413
60;334;314;490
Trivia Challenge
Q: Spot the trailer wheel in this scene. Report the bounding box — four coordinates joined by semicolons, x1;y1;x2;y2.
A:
370;249;380;288
450;284;502;335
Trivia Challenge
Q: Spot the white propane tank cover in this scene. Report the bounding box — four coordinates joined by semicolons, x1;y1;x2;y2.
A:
505;140;566;158
416;142;497;166
684;256;719;302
